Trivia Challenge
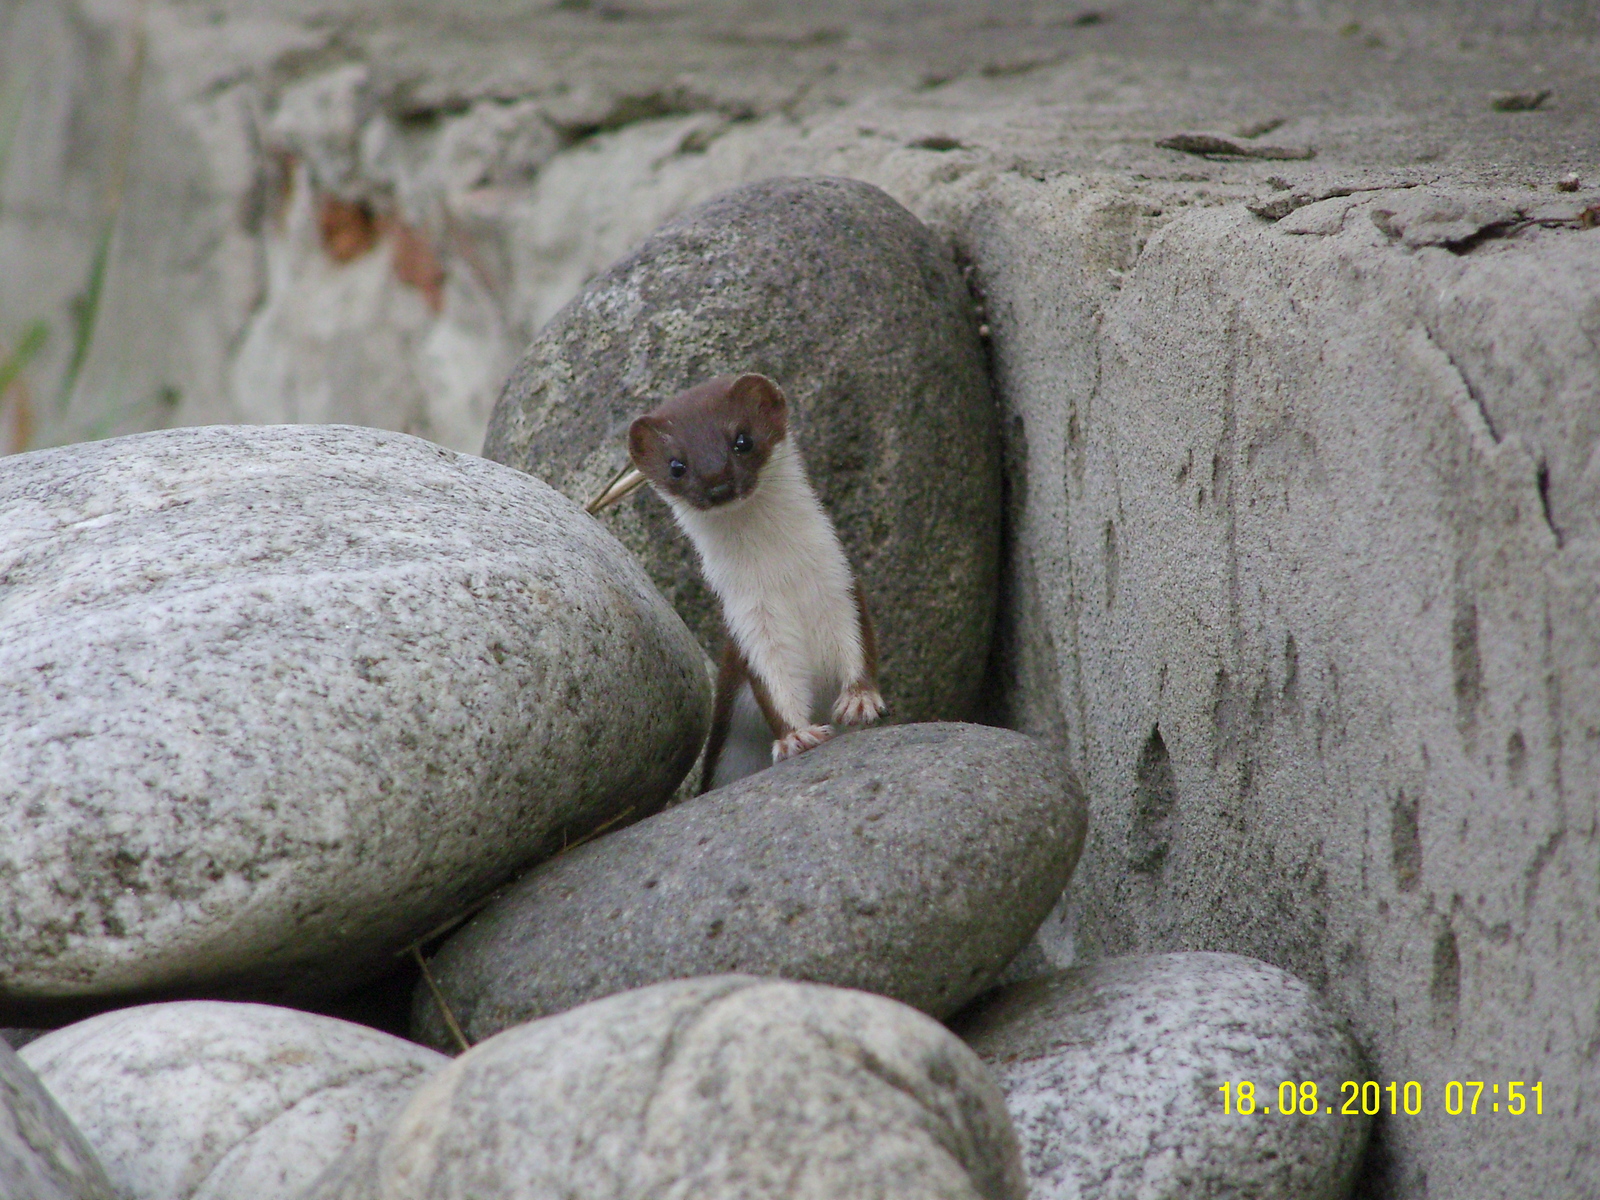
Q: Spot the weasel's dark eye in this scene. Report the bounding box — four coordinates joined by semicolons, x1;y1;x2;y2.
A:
668;459;687;479
732;432;753;454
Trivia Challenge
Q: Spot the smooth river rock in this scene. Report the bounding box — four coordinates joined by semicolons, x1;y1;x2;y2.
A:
314;975;1025;1200
1;1038;114;1200
0;424;709;1019
951;953;1369;1200
483;175;1000;725
20;1001;449;1200
413;722;1084;1048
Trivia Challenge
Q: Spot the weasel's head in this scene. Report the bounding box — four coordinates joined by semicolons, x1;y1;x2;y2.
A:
628;373;789;511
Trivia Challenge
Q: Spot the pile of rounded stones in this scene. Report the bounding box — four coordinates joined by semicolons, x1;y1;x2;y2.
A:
2;177;1368;1200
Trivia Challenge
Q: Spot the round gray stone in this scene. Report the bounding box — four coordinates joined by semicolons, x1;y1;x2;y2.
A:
1;1038;114;1200
312;975;1026;1200
0;424;709;1018
482;175;1000;725
412;722;1085;1048
950;953;1370;1200
19;1001;448;1200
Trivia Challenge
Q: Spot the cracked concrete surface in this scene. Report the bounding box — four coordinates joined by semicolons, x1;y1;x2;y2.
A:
981;195;1600;1197
2;0;1595;449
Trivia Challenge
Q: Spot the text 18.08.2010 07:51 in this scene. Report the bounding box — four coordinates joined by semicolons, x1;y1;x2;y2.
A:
1216;1080;1544;1116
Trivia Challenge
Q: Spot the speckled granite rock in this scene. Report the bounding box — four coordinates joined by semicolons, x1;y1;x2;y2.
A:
1;1038;114;1200
314;975;1025;1200
951;953;1369;1200
483;175;1000;725
413;723;1085;1048
0;425;709;1019
20;1001;448;1200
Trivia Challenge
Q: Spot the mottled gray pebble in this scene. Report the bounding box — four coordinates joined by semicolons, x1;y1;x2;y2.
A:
952;952;1369;1200
413;723;1086;1047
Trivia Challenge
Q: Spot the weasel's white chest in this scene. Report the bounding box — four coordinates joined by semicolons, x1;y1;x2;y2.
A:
671;452;863;709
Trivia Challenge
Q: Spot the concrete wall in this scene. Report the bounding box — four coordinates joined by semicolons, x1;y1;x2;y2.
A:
969;180;1600;1197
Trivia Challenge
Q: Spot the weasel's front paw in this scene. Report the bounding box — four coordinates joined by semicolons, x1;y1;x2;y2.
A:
832;683;885;726
773;724;832;762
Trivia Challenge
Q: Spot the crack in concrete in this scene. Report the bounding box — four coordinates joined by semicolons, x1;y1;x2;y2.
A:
546;91;752;148
1536;460;1564;548
1523;828;1564;913
1420;324;1571;549
1247;181;1422;223
1421;324;1499;443
1440;217;1529;256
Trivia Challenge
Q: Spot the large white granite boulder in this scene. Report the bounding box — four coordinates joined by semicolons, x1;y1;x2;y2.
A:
0;424;708;1018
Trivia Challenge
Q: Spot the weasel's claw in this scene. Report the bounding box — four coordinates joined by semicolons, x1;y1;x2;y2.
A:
832;684;885;726
773;724;833;762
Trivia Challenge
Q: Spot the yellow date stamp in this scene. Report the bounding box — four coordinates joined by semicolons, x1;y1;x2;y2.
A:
1218;1080;1545;1116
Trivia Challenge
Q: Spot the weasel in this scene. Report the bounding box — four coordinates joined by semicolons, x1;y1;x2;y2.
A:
627;373;885;792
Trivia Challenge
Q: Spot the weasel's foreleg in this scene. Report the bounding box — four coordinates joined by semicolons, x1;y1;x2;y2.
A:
746;665;831;762
831;583;886;726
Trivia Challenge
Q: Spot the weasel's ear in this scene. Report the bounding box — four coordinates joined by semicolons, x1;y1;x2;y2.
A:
730;373;788;441
628;416;666;472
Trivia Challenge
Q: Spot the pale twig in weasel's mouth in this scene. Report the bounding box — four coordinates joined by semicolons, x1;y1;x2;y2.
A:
586;465;648;514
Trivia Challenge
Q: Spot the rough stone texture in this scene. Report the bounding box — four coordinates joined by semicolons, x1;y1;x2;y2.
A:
952;953;1368;1200
0;1037;114;1200
20;1001;448;1200
412;723;1085;1048
315;976;1026;1200
969;184;1600;1198
10;0;1590;459
0;424;708;1019
0;0;1130;457
482;175;1000;723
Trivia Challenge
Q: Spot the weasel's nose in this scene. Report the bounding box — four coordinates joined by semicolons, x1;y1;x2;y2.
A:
705;480;734;502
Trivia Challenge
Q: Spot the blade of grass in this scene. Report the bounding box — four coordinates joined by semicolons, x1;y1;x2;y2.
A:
59;2;147;412
406;801;641;1053
59;223;113;410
